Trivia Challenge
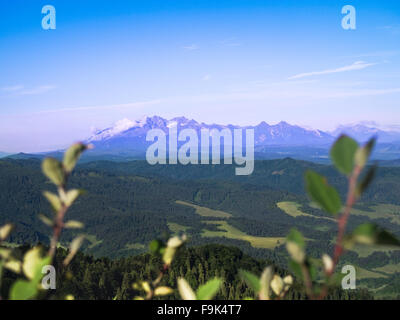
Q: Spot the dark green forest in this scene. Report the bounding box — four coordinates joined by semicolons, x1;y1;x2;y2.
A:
0;244;373;300
1;157;400;298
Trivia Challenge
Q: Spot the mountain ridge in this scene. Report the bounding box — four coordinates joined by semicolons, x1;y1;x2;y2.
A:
83;116;400;161
88;116;336;147
6;116;400;162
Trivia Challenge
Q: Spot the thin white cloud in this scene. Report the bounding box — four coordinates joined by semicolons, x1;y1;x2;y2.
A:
1;85;24;92
19;85;56;95
202;74;211;81
378;25;400;35
346;50;400;58
220;38;241;47
323;87;400;98
34;99;162;115
182;44;199;51
251;79;318;88
1;85;56;96
288;61;377;80
164;86;400;105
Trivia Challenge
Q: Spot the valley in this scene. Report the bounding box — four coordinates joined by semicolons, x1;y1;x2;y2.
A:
175;200;284;248
1;157;400;298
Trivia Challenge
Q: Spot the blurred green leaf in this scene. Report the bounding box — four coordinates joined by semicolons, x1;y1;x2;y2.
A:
64;189;84;207
162;235;186;265
43;191;62;212
345;223;400;247
42;158;64;186
0;248;11;259
38;214;53;227
10;280;37;300
286;229;306;264
322;254;334;274
305;171;341;215
330;135;358;175
270;275;284;296
259;266;273;300
4;258;22;274
239;270;260;293
162;247;176;266
154;286;174;296
177;278;196;300
0;223;13;241
287;229;305;249
149;239;163;254
356;165;377;197
326;272;346;287
289;260;303;280
287;242;305;264
283;275;293;285
63;235;85;266
63;143;88;173
166;235;186;248
354;137;376;169
196;278;222;300
64;220;84;229
140;281;151;293
22;247;51;281
307;259;318;281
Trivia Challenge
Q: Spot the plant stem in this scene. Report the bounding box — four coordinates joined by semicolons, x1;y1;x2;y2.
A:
48;187;69;259
331;165;361;272
301;263;314;299
318;165;362;300
145;263;169;300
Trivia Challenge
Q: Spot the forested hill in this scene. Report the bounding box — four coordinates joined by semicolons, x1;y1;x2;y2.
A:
1;157;400;298
1;158;400;257
1;244;373;300
82;158;400;201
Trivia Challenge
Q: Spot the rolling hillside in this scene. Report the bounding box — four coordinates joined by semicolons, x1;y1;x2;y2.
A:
1;157;400;297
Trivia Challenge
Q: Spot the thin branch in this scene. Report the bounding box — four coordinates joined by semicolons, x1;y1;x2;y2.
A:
48;182;70;260
317;165;362;300
301;264;315;299
48;203;68;259
145;263;170;300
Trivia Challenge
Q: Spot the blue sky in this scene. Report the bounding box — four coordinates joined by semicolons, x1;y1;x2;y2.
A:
0;0;399;152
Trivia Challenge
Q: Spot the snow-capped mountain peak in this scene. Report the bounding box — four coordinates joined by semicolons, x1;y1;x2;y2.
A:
89;118;145;142
86;116;400;155
332;123;400;143
88;116;337;147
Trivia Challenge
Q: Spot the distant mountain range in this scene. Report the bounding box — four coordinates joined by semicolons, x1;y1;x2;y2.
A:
87;116;335;148
0;152;10;159
7;116;400;162
332;124;400;144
